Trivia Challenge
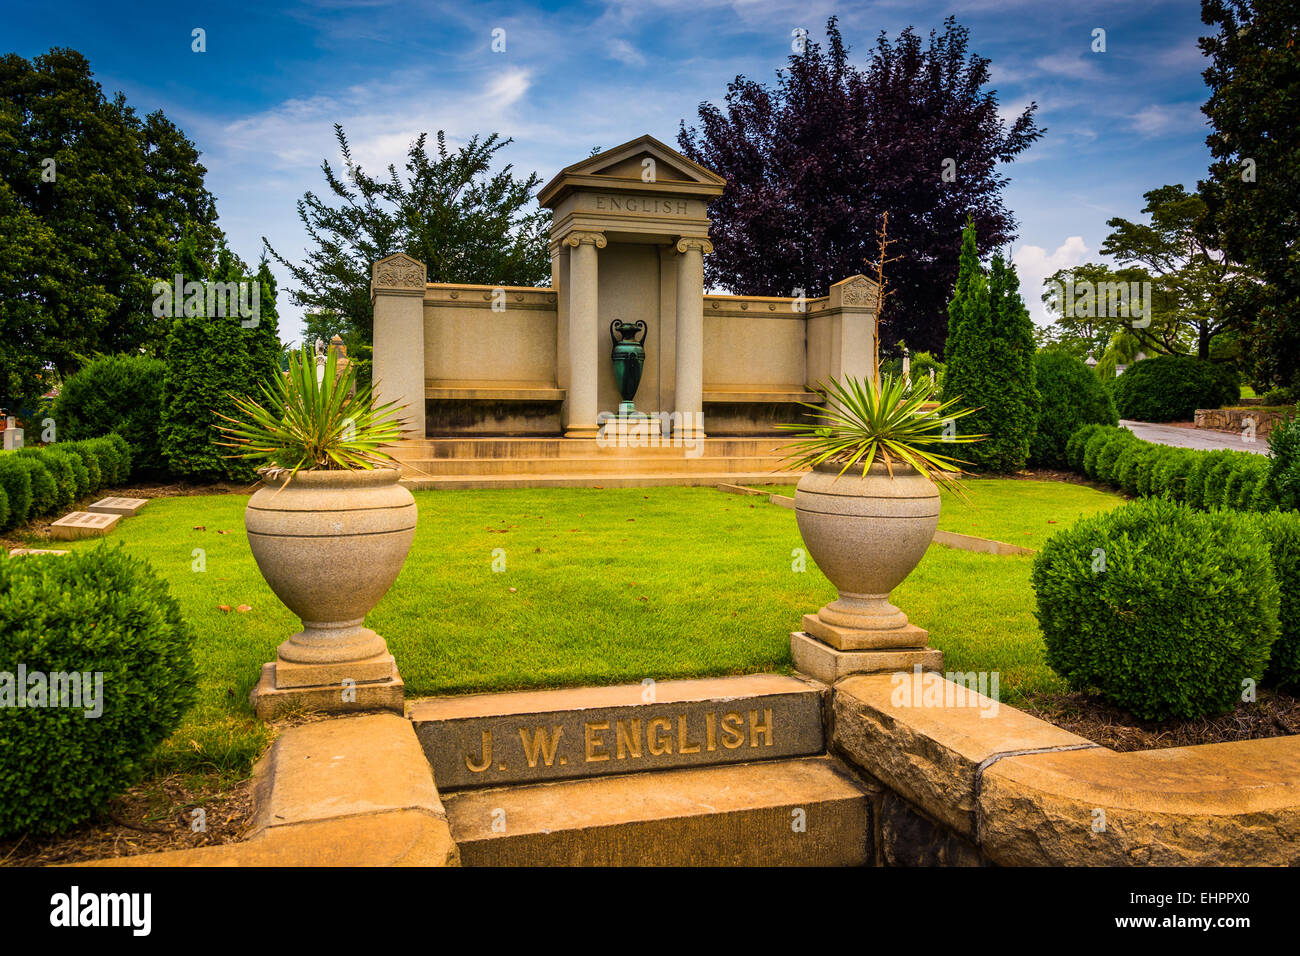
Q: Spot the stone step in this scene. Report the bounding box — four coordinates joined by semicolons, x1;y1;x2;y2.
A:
410;674;826;790
399;471;803;490
387;437;787;460
394;454;789;477
443;755;871;866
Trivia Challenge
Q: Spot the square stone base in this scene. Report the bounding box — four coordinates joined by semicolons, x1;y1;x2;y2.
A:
249;661;405;719
790;631;943;685
88;496;149;516
49;511;120;540
272;652;396;689
803;614;930;651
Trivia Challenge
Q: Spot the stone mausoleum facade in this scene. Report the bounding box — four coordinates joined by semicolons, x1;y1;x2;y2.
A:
371;135;880;443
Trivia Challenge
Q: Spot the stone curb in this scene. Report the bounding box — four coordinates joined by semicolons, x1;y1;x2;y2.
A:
70;713;459;868
830;673;1300;865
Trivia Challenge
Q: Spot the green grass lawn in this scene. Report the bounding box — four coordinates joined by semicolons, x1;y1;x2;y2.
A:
49;478;1124;775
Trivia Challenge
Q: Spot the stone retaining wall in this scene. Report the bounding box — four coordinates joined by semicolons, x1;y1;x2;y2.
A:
1194;406;1293;438
828;673;1300;866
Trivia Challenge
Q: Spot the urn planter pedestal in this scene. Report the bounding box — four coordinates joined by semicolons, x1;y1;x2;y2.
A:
246;468;417;718
790;461;944;684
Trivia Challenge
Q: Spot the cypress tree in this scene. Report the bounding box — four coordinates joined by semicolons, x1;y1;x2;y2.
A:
943;221;1040;472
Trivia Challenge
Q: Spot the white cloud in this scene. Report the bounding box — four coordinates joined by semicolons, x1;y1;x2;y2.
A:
1129;102;1205;138
607;38;647;66
1013;236;1089;325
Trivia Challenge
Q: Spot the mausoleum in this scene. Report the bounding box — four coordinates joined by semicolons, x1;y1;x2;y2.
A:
372;135;880;487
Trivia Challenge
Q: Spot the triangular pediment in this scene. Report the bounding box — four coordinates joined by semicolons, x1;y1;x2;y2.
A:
539;135;725;207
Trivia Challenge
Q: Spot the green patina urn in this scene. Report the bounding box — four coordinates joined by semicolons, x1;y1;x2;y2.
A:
610;319;647;415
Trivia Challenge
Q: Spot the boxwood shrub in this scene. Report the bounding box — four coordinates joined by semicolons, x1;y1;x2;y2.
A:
1184;449;1235;510
1111;355;1241;422
16;447;76;509
1223;456;1271;512
1033;498;1279;720
1082;426;1126;479
9;455;58;517
0;545;197;837
1066;423;1107;472
1094;431;1140;485
1250;511;1300;687
57;441;102;496
0;456;32;529
83;436;127;487
1150;447;1199;503
1201;453;1249;510
51;353;167;479
1266;405;1300;511
1029;351;1118;468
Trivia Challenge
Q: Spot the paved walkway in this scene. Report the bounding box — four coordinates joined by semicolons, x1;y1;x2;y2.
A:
1120;420;1270;455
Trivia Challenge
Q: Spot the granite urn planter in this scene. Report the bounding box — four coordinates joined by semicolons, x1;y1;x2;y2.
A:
794;460;940;633
245;467;416;669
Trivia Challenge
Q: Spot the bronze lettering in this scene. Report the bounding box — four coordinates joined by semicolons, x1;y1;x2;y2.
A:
616;718;642;759
677;713;701;754
750;708;774;747
705;711;717;752
465;730;492;773
648;717;673;755
585;721;611;762
721;711;745;749
519;725;564;768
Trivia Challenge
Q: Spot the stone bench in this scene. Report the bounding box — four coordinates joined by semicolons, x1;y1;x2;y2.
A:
424;381;566;436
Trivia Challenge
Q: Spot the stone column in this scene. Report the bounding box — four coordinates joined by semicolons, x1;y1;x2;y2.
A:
674;237;712;439
827;275;878;385
371;254;428;437
562;231;606;439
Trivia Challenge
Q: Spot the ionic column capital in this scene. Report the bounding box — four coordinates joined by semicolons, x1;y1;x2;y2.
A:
562;230;608;249
675;237;713;255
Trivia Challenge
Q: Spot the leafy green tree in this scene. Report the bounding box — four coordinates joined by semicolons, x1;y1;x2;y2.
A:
1041;185;1240;364
265;125;551;344
943;220;1039;472
0;48;220;407
1199;0;1300;390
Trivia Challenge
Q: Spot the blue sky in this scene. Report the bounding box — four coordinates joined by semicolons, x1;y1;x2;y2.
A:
5;0;1216;343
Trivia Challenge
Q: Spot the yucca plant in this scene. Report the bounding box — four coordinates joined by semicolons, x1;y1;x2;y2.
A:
776;373;983;484
215;343;408;479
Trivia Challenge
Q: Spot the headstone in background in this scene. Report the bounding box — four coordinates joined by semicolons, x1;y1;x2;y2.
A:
2;415;22;450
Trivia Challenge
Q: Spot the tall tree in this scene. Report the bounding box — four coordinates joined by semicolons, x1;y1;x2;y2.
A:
677;16;1042;356
1199;0;1300;389
0;48;220;407
265;125;552;344
944;221;1039;472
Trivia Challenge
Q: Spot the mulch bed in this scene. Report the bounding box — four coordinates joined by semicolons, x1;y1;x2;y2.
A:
1021;689;1300;752
0;771;254;867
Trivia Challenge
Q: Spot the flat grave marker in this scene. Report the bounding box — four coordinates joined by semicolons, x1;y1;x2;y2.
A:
87;496;149;517
7;548;70;557
48;511;120;540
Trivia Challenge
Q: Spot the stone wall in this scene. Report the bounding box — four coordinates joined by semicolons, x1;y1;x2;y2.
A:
827;673;1300;866
1194;406;1294;439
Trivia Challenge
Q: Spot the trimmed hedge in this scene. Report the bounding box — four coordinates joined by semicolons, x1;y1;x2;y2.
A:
1150;447;1199;503
1111;355;1241;422
1268;405;1300;511
1066;423;1107;472
1033;498;1279;719
0;456;32;530
9;455;57;517
51;353;167;478
58;441;103;495
16;447;75;509
0;545;197;837
1251;511;1300;688
1029;351;1118;468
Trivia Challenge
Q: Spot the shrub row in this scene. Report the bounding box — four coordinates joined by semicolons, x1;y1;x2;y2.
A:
0;434;133;531
0;544;197;837
1034;498;1298;720
1066;424;1277;513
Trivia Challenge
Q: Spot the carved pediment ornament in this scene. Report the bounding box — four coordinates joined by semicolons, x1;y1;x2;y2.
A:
372;254;427;290
839;277;876;307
